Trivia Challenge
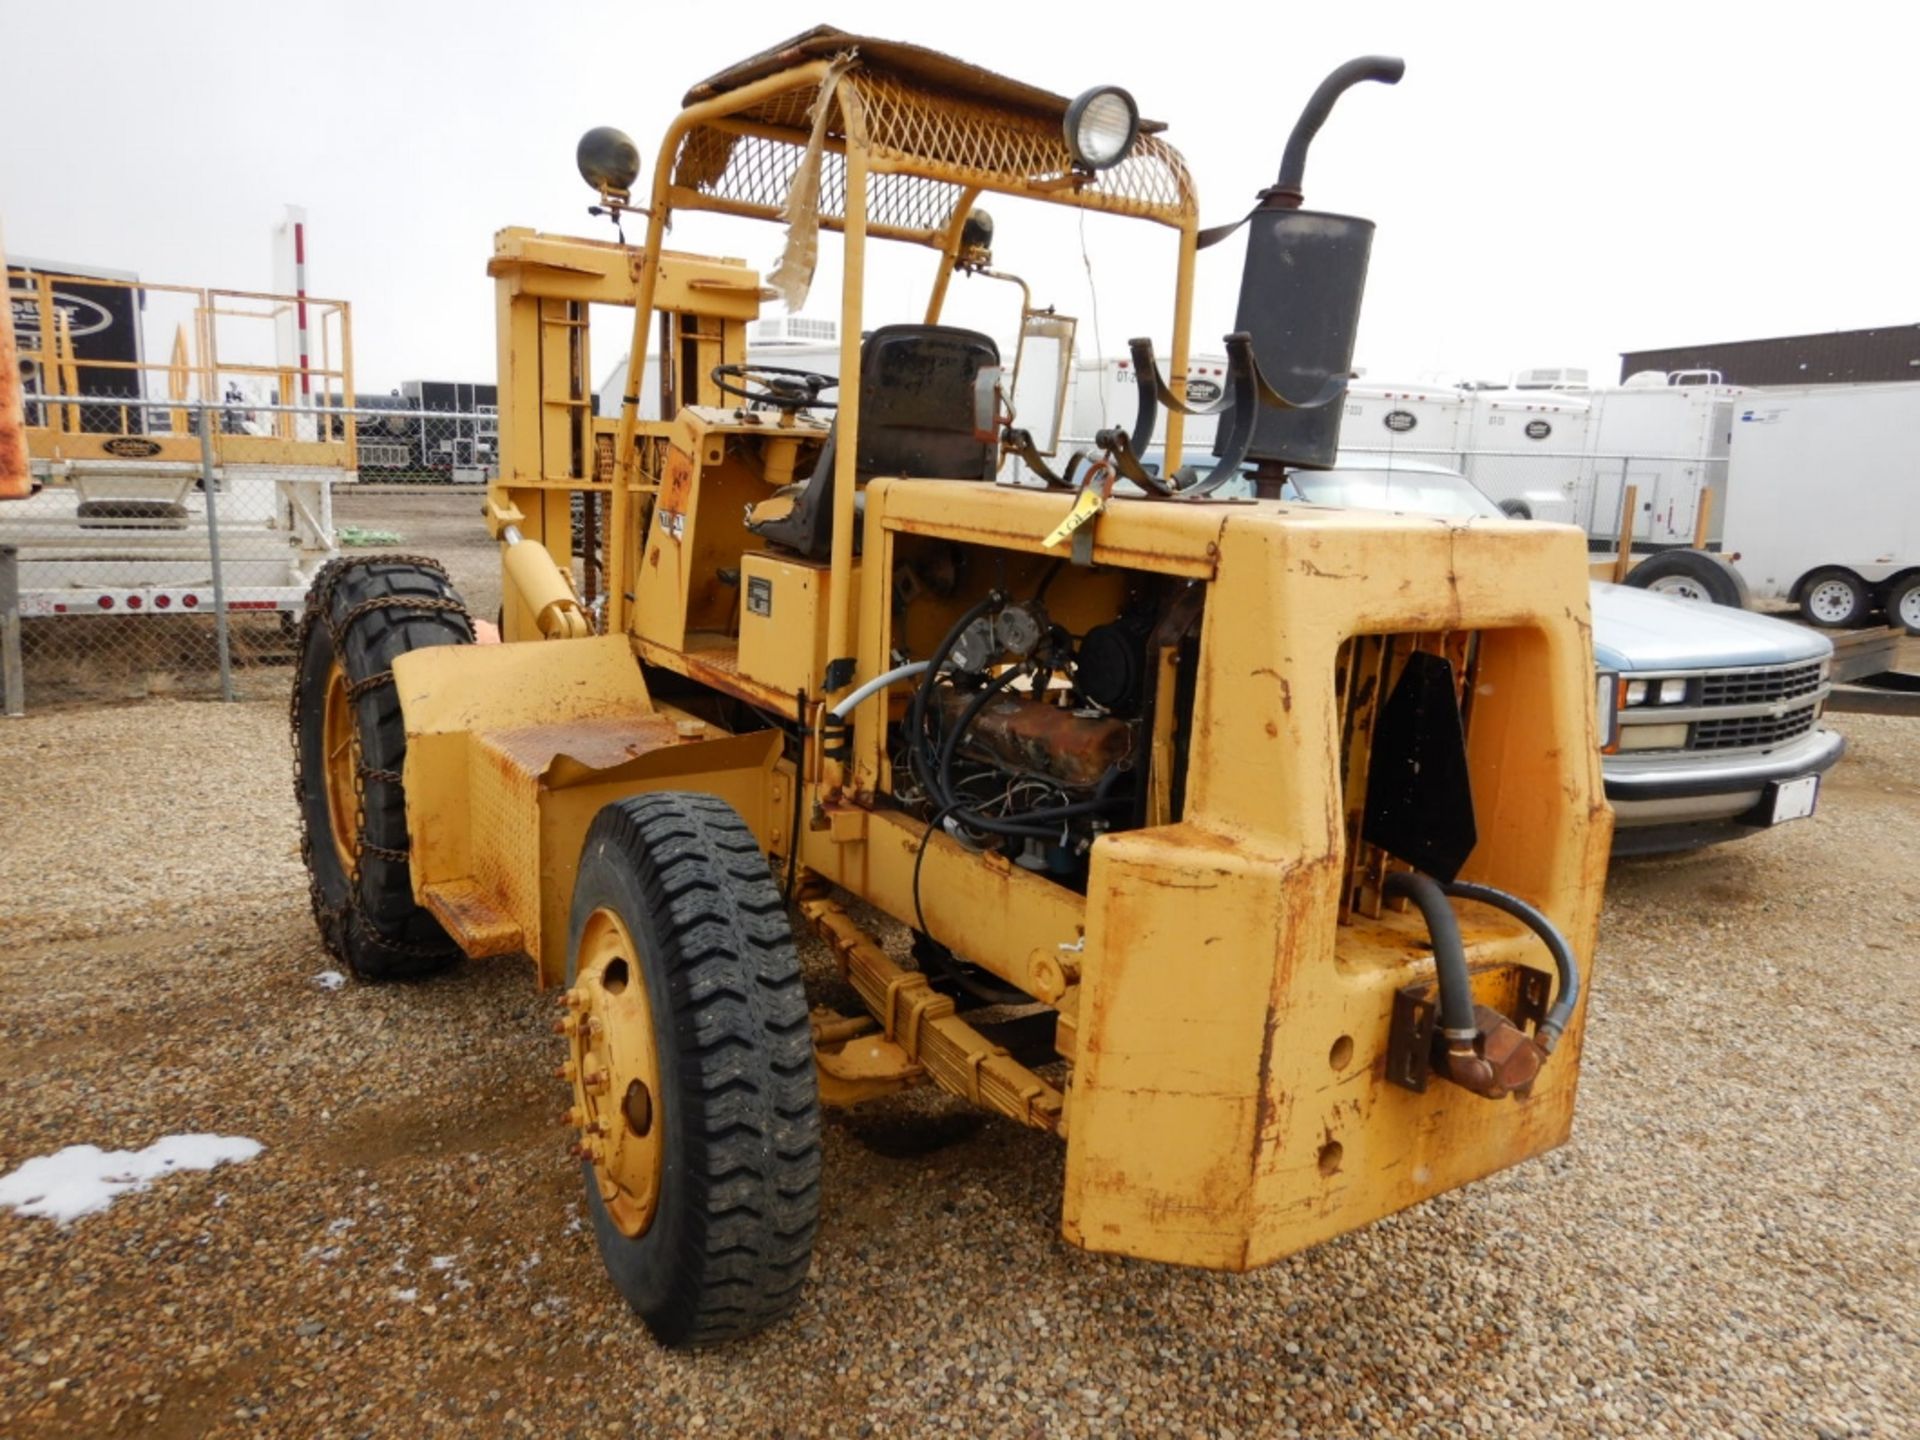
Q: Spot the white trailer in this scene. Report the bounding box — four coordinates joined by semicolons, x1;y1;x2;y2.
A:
1581;372;1747;545
1059;351;1230;456
1720;382;1920;630
1338;382;1471;467
1460;389;1591;525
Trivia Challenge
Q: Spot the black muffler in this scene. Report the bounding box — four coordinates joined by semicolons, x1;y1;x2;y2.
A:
1219;56;1404;473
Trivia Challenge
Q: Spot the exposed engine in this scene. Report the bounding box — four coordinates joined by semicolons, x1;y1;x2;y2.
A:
894;579;1197;881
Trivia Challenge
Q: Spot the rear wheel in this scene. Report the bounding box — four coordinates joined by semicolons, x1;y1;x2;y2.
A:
1798;568;1870;628
564;793;821;1346
1623;549;1749;608
292;557;474;979
1883;574;1920;637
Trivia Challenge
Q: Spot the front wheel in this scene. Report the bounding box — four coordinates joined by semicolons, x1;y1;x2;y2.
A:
563;793;822;1346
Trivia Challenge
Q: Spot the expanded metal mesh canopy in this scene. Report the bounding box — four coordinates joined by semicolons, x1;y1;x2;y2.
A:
668;28;1197;240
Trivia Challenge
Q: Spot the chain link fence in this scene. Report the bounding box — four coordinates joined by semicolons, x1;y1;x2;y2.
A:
3;402;1730;715
0;397;500;712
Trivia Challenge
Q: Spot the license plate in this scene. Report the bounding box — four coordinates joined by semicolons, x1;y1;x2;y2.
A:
1767;775;1820;825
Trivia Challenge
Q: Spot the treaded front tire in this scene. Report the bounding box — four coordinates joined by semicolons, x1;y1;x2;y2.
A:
292;556;473;979
567;793;822;1346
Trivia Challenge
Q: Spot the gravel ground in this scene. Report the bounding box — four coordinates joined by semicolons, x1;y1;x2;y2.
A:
331;487;505;626
2;603;1917;1436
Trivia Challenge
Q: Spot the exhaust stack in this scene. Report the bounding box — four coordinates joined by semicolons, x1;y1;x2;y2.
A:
1223;56;1404;472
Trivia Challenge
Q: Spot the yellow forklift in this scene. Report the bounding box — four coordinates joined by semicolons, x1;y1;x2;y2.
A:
292;29;1611;1345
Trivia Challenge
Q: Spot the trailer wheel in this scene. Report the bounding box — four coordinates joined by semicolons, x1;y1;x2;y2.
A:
1882;574;1920;637
1798;568;1870;628
292;557;474;980
1497;498;1533;520
1623;549;1749;608
564;793;821;1347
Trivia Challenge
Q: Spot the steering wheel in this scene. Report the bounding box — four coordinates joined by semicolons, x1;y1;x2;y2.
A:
710;363;838;412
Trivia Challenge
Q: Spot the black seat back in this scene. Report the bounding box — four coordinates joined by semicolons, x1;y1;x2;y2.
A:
750;324;1000;559
855;325;1000;482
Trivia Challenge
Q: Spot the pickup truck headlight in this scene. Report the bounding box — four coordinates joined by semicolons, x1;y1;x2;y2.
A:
1622;677;1689;707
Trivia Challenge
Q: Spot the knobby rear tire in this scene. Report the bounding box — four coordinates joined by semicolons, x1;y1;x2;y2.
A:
292;556;473;980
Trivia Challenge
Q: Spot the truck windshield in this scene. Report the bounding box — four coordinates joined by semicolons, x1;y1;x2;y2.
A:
1290;467;1508;521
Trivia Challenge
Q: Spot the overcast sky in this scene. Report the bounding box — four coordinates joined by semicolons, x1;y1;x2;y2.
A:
5;1;1915;392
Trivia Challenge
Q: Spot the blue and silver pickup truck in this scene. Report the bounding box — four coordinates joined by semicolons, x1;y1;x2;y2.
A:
1284;460;1845;855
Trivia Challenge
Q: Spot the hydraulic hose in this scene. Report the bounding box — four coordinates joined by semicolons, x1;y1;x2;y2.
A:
1441;880;1581;1052
829;660;930;721
1382;872;1477;1043
1384;871;1582;1053
907;592;1003;797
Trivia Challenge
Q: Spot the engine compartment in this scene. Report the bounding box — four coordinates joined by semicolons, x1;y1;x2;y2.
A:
885;545;1204;890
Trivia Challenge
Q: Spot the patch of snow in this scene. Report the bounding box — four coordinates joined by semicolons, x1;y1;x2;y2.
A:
313;970;348;991
0;1136;264;1225
392;1288;418;1303
429;1254;456;1271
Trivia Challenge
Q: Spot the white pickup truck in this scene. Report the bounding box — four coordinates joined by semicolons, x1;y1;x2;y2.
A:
1284;459;1844;855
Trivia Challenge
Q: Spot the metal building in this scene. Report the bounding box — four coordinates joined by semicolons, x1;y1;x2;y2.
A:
1620;324;1920;387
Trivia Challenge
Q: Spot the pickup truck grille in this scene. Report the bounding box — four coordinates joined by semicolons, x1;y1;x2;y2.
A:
1692;705;1820;751
1700;661;1824;707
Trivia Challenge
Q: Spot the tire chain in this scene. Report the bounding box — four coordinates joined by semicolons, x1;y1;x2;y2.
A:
290;555;475;968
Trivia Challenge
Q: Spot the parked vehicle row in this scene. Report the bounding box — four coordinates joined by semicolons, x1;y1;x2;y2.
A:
1125;444;1844;856
1286;460;1844;855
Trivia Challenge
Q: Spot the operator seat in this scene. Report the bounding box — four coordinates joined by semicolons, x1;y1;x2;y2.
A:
748;324;1000;560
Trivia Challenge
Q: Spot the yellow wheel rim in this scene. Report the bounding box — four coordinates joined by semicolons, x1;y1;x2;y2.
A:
320;660;359;874
567;907;664;1238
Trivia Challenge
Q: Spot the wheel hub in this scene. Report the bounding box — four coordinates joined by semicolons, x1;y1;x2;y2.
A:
1898;587;1920;630
1809;581;1852;623
319;661;360;873
1649;576;1709;603
563;907;664;1238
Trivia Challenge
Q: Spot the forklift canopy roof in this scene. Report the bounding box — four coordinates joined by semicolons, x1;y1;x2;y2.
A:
667;25;1196;240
